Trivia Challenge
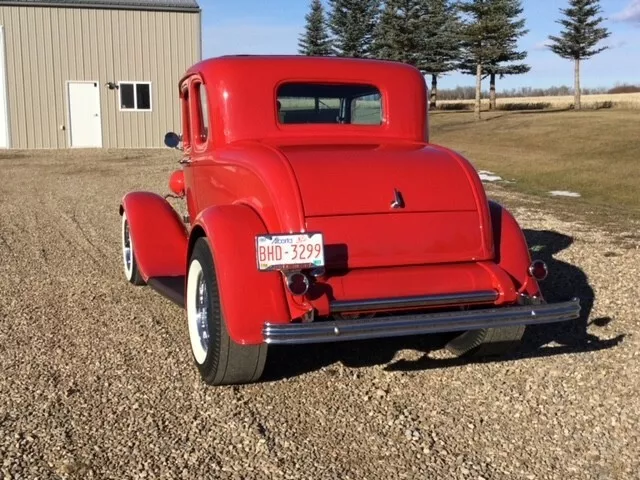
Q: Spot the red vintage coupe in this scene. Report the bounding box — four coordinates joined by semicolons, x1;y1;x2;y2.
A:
119;55;580;386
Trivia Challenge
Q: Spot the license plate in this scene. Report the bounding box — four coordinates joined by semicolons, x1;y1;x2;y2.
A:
256;233;325;271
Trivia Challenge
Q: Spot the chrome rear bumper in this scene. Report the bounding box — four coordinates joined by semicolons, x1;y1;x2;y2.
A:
263;298;581;345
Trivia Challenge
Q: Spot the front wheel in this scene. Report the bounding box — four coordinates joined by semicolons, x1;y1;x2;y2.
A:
186;237;267;385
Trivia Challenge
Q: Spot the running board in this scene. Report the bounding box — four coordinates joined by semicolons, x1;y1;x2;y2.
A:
147;276;185;307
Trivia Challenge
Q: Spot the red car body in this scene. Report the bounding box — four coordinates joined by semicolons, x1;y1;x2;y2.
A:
119;55;580;385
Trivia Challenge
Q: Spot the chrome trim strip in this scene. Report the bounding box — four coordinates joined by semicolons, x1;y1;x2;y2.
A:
263;298;581;345
330;290;499;313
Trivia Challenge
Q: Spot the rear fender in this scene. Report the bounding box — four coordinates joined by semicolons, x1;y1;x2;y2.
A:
489;201;541;298
119;192;188;282
188;204;290;345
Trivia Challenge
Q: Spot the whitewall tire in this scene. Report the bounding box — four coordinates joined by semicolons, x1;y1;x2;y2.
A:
186;237;267;385
121;212;145;286
187;258;209;365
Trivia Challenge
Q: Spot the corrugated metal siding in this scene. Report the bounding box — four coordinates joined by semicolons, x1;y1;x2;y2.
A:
0;5;200;148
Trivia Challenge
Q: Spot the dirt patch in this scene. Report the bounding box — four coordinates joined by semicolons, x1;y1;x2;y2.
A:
0;150;638;479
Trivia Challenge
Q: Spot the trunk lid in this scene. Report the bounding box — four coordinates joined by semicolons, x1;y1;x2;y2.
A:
280;143;479;216
278;143;493;269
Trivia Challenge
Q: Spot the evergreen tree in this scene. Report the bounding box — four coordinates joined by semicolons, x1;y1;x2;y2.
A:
328;0;381;57
547;0;610;110
485;0;529;109
457;0;505;120
373;0;425;65
418;0;461;109
373;1;460;109
457;0;530;116
298;0;333;56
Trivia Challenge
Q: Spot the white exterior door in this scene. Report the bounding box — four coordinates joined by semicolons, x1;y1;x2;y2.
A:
68;81;102;147
0;26;9;148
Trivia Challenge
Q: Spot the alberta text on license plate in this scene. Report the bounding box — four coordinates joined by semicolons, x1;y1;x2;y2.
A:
256;233;325;271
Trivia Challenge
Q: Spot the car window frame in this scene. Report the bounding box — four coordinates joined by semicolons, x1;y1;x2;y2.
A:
274;81;384;127
188;76;210;153
179;82;192;155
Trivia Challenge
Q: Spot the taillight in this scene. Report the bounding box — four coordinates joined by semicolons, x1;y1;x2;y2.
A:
529;260;548;281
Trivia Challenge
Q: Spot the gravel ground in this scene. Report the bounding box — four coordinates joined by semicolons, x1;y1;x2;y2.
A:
1;149;639;480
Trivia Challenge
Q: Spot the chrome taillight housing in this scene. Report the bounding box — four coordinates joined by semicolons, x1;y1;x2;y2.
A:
528;260;548;281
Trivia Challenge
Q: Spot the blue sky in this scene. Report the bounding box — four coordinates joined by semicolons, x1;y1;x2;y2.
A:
200;0;640;90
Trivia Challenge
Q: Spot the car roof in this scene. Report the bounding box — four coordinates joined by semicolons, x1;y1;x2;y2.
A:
181;55;428;145
186;54;420;80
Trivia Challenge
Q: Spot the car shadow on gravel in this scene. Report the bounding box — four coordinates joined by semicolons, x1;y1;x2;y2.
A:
263;229;624;381
517;229;623;354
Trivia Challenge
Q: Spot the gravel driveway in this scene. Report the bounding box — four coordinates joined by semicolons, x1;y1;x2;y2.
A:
1;150;638;480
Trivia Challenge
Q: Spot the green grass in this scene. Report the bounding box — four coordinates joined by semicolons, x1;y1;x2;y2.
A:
429;109;640;215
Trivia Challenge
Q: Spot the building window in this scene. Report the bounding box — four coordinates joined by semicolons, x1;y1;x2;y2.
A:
118;82;152;111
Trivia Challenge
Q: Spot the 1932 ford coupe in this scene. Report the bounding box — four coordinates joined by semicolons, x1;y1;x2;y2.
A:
119;55;580;386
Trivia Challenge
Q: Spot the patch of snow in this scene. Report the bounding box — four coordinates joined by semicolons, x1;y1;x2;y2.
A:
478;170;502;182
549;190;581;198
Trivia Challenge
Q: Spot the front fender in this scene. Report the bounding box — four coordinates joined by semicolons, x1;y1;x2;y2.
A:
119;192;188;282
489;200;541;298
188;204;290;345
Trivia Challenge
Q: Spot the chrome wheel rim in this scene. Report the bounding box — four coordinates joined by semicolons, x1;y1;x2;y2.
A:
195;271;210;354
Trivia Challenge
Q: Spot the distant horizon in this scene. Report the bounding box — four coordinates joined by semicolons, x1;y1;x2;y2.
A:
201;0;640;91
429;80;640;92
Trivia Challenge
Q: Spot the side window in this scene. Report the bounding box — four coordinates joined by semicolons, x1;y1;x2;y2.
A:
198;84;209;140
191;81;209;145
350;93;382;125
180;85;192;153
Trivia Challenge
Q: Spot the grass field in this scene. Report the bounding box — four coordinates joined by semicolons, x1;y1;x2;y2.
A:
429;109;640;216
438;92;640;110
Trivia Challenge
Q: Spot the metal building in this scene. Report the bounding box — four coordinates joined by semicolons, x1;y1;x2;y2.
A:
0;0;201;149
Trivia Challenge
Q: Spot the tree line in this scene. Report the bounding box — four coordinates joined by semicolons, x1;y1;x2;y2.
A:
298;0;611;119
437;84;622;101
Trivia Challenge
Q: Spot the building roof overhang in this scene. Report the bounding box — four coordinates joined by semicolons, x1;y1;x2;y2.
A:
0;0;200;13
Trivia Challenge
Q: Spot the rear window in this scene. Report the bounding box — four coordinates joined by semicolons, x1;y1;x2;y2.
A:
276;83;382;125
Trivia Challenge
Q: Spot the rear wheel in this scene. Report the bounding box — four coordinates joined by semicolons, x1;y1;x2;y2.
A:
186;237;267;385
121;212;145;286
445;325;526;358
